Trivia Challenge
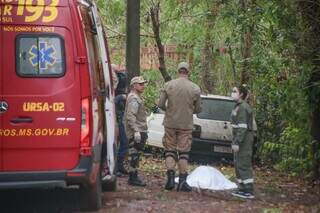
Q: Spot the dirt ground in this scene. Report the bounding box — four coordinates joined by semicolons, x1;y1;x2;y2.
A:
0;155;319;213
104;156;320;213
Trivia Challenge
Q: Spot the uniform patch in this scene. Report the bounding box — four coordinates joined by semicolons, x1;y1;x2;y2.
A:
128;100;139;111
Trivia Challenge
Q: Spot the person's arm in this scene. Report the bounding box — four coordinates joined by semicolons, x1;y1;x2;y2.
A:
193;86;201;114
111;70;119;90
158;87;168;111
126;98;139;133
233;105;248;144
193;89;201;114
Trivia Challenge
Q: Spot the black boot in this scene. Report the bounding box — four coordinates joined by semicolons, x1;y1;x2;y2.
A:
128;171;146;187
243;183;254;194
177;173;192;192
165;170;175;190
117;163;129;176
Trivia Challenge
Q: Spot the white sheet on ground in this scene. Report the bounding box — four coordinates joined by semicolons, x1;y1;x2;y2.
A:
175;166;237;190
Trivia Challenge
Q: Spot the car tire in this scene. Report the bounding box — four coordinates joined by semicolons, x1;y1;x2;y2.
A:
80;171;102;211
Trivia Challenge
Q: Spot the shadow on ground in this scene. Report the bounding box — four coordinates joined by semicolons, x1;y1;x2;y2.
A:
0;187;83;213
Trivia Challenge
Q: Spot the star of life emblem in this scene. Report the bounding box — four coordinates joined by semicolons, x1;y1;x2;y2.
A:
29;41;56;71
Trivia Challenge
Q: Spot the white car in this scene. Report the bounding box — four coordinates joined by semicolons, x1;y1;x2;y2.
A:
147;95;257;160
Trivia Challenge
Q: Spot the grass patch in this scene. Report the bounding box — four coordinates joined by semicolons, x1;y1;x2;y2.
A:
261;208;282;213
155;191;169;201
261;183;281;194
132;191;148;200
219;166;235;179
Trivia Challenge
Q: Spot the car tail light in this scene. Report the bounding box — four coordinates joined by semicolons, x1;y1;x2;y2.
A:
192;124;201;138
80;98;91;156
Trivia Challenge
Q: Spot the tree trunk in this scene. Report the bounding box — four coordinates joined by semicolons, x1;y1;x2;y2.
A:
126;0;140;81
202;26;215;93
239;0;255;84
311;115;320;179
201;4;220;94
241;29;253;84
227;43;237;80
298;0;320;180
150;2;171;82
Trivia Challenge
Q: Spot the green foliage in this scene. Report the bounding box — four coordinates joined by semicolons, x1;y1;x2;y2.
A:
262;125;312;175
246;1;317;176
141;69;164;111
98;0;319;177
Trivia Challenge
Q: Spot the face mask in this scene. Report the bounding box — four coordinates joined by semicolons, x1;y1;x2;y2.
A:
231;89;240;101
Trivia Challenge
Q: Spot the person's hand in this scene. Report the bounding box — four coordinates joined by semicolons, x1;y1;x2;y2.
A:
134;132;141;143
231;144;239;153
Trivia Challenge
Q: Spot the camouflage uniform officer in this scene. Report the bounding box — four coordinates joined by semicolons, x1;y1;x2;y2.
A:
124;76;148;187
158;62;201;192
230;85;255;199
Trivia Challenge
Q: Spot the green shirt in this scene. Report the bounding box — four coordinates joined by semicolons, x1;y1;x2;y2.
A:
230;99;253;144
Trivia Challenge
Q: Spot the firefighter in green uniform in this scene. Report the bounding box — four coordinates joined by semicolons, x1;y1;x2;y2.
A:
230;85;255;199
124;76;148;187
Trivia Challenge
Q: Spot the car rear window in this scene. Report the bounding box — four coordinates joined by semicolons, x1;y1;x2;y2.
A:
197;98;235;121
16;35;65;77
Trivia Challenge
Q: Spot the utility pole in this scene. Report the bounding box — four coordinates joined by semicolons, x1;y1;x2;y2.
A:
126;0;140;81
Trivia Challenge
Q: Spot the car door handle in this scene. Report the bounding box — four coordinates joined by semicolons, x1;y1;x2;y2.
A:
10;117;33;124
224;122;228;129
